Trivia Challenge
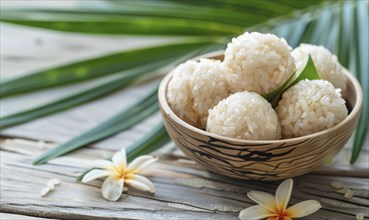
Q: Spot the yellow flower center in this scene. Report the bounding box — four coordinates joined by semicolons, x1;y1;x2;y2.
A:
112;165;137;180
267;216;292;220
111;165;126;179
266;208;293;220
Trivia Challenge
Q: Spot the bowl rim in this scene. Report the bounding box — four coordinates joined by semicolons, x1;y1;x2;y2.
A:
158;51;364;145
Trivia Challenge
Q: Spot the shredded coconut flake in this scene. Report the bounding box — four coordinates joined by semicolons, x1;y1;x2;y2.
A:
344;189;354;199
47;182;55;190
330;181;343;189
48;178;60;186
40;187;51;197
356;213;364;220
336;188;349;194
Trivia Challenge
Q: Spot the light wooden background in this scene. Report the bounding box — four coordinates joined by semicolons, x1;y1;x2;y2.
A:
1;1;368;219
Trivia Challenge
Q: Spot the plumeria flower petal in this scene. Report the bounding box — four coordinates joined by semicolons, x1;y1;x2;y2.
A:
285;200;322;218
239;205;276;220
82;169;112;183
125;174;155;193
127;155;159;173
102;176;124;201
275;178;293;213
247;190;277;213
239;179;321;220
80;147;158;201
112;148;127;169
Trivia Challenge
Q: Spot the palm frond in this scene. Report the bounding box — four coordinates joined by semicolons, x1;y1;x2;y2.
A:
0;40;218;97
1;61;161;128
0;1;323;35
350;0;368;163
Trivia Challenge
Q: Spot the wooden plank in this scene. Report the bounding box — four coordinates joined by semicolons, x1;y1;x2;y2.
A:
0;213;54;220
1;139;368;219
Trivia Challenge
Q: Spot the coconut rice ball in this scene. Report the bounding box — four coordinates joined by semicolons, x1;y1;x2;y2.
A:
276;79;348;138
167;59;229;129
224;32;296;95
206;92;281;140
292;44;347;93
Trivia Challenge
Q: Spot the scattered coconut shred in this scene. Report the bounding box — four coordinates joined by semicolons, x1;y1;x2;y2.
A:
330;181;343;189
330;181;354;199
344;189;354;199
356;212;364;220
40;178;61;197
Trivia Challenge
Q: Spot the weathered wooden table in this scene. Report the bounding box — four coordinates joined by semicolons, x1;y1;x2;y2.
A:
1;22;368;220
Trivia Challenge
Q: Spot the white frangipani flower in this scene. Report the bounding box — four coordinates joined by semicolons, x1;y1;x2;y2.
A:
239;179;321;220
82;148;158;201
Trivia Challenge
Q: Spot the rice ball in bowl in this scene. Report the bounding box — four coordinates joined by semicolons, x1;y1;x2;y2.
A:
159;51;363;181
276;79;348;138
167;59;229;129
292;44;347;93
207;91;281;140
224;32;296;95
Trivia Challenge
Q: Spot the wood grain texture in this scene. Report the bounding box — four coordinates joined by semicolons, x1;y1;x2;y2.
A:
1;139;368;220
0;213;54;220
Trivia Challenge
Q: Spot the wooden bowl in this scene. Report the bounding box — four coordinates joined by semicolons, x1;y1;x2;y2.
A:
158;51;363;181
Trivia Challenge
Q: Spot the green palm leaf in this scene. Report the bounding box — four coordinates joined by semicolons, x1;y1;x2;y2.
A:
1;60;166;128
0;0;323;35
350;0;368;164
0;13;240;36
0;40;219;97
